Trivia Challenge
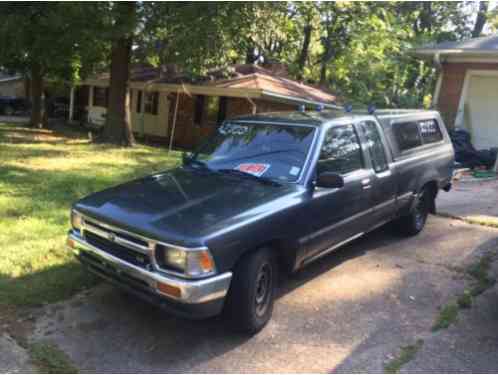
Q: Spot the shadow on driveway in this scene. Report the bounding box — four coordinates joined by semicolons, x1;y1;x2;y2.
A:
29;216;498;372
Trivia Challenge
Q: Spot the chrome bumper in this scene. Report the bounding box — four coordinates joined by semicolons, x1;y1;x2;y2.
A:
67;232;232;304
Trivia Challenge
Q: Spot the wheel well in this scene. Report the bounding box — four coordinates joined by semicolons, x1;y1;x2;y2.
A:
422;180;438;214
234;239;296;274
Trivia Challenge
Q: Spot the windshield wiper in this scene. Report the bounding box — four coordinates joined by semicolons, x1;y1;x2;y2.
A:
217;169;281;186
183;158;211;171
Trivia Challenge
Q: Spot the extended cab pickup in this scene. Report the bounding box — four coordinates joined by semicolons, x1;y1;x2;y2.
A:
67;109;454;333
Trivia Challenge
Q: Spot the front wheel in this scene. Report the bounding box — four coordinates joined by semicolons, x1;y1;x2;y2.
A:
394;188;431;236
224;247;277;334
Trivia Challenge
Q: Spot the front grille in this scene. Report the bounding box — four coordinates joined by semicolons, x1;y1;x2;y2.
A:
85;220;149;248
84;231;152;269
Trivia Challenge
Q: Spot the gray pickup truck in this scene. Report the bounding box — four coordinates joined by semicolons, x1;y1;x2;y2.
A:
67;109;454;333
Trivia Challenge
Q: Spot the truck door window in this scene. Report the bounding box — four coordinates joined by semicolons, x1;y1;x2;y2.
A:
419;119;443;144
359;121;388;173
318;125;363;175
393;122;422;151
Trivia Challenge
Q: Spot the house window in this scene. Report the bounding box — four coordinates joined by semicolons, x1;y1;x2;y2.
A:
206;97;219;125
136;91;159;115
194;95;205;124
93;87;108;107
193;96;227;126
145;92;159;115
218;97;227;124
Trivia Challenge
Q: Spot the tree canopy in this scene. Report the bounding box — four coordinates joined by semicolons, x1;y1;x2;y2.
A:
0;1;493;144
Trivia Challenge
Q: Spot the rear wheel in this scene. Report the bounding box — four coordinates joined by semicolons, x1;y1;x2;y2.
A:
224;247;277;334
395;187;432;236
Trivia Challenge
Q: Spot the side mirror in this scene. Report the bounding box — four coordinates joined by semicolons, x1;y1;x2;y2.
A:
316;172;344;189
182;152;193;164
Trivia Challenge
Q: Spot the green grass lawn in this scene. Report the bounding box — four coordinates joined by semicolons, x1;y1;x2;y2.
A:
0;123;181;306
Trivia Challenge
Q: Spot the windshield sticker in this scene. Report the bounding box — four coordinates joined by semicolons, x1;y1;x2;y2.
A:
236;163;270;177
289;166;301;176
218;123;249;136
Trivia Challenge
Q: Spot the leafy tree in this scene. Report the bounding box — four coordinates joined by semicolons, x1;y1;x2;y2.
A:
0;3;106;128
102;2;138;146
472;1;489;37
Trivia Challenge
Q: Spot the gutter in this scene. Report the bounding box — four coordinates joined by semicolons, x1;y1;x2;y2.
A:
411;49;498;59
432;52;443;108
0;76;22;83
260;90;340;110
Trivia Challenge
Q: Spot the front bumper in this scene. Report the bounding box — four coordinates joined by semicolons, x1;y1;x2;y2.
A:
67;232;232;319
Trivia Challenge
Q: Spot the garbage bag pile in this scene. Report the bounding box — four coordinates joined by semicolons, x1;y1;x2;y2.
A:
449;129;498;169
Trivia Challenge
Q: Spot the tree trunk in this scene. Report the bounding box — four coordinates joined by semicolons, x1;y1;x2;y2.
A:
297;23;312;80
245;45;258;64
319;36;332;86
102;2;136;146
419;2;432;33
472;1;488;38
30;63;44;128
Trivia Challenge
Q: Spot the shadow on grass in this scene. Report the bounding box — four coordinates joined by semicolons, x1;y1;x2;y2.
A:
0;261;100;307
0;128;179;308
0;122;88;141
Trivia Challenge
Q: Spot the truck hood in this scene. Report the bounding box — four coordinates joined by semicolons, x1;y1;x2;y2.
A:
74;167;301;246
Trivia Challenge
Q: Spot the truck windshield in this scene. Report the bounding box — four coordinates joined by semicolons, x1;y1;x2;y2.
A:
189;122;316;182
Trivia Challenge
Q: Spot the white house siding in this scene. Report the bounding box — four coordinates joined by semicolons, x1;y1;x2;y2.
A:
0;79;25;97
86;86;170;138
130;89;170;138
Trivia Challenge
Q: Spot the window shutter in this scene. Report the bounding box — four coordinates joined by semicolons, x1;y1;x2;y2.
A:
92;87;97;106
218;97;227;124
136;90;142;113
153;92;159;115
105;88;109;108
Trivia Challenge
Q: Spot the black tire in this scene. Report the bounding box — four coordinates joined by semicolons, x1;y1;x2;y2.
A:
224;247;277;334
394;187;432;236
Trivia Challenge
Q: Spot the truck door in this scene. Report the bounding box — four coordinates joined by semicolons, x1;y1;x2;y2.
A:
303;124;373;262
357;120;397;225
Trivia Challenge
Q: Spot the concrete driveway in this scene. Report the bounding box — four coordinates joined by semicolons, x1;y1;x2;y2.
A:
437;179;498;225
27;216;498;373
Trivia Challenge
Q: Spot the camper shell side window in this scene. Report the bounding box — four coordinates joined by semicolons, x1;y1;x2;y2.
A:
390;117;445;155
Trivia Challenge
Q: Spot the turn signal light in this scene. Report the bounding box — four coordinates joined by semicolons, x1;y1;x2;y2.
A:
67;238;75;248
156;282;182;299
198;251;215;272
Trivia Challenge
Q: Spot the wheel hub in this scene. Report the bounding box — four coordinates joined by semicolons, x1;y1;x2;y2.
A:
255;263;272;317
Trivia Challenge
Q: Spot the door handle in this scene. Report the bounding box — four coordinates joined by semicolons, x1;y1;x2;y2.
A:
361;178;371;190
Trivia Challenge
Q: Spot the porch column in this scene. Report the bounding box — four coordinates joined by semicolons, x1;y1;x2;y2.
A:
168;90;180;153
69;86;75;122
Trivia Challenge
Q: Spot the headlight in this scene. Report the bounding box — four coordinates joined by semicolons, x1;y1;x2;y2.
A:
163;248;187;271
156;246;216;277
71;210;82;233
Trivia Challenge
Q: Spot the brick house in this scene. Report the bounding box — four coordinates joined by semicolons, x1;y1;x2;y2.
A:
75;64;336;149
412;35;498;149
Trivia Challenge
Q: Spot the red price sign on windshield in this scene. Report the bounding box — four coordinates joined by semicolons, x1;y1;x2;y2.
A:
236;163;270;177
